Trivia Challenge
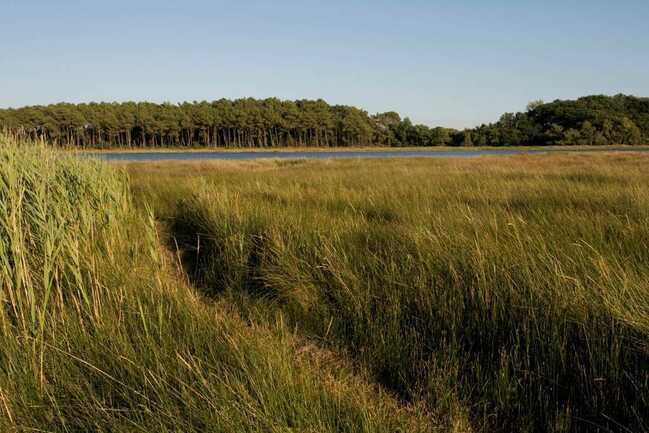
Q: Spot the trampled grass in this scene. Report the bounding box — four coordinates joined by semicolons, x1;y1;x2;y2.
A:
0;136;432;432
128;155;649;432
2;133;648;432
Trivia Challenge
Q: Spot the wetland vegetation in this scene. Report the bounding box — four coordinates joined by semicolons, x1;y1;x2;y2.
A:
1;133;648;432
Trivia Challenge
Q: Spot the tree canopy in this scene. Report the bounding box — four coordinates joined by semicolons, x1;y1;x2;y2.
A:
1;94;648;148
468;94;649;146
0;98;435;148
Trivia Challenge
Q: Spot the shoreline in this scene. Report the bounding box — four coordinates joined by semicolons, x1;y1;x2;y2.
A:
67;144;649;154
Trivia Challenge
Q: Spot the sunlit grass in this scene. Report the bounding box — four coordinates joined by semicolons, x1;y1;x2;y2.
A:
3;135;647;432
0;135;430;433
129;154;649;433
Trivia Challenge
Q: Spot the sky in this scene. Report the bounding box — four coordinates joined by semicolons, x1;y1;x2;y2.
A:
1;0;648;128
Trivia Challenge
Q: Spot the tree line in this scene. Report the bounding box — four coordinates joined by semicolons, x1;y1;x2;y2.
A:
1;95;648;148
456;94;649;146
0;98;446;148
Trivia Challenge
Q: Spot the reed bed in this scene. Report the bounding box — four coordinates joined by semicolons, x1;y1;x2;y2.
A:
0;136;427;432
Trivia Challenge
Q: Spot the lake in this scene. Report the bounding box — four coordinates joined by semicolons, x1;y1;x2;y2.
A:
85;148;649;162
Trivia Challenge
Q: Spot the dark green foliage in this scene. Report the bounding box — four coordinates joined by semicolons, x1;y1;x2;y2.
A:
0;99;419;148
372;113;456;147
0;99;385;147
470;94;649;146
0;99;460;148
1;94;648;148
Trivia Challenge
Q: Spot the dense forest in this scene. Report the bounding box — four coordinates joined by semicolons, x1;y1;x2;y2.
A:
461;94;649;146
1;94;648;148
0;99;433;148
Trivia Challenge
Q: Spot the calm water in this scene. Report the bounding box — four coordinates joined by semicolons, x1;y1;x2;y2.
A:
85;148;649;162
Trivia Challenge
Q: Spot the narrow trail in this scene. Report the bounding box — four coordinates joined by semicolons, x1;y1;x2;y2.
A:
153;219;461;433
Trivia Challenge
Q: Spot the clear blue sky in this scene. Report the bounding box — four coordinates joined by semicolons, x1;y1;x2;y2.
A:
1;0;648;128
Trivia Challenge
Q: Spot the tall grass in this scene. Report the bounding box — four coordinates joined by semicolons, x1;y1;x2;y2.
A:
130;156;649;432
0;136;429;432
